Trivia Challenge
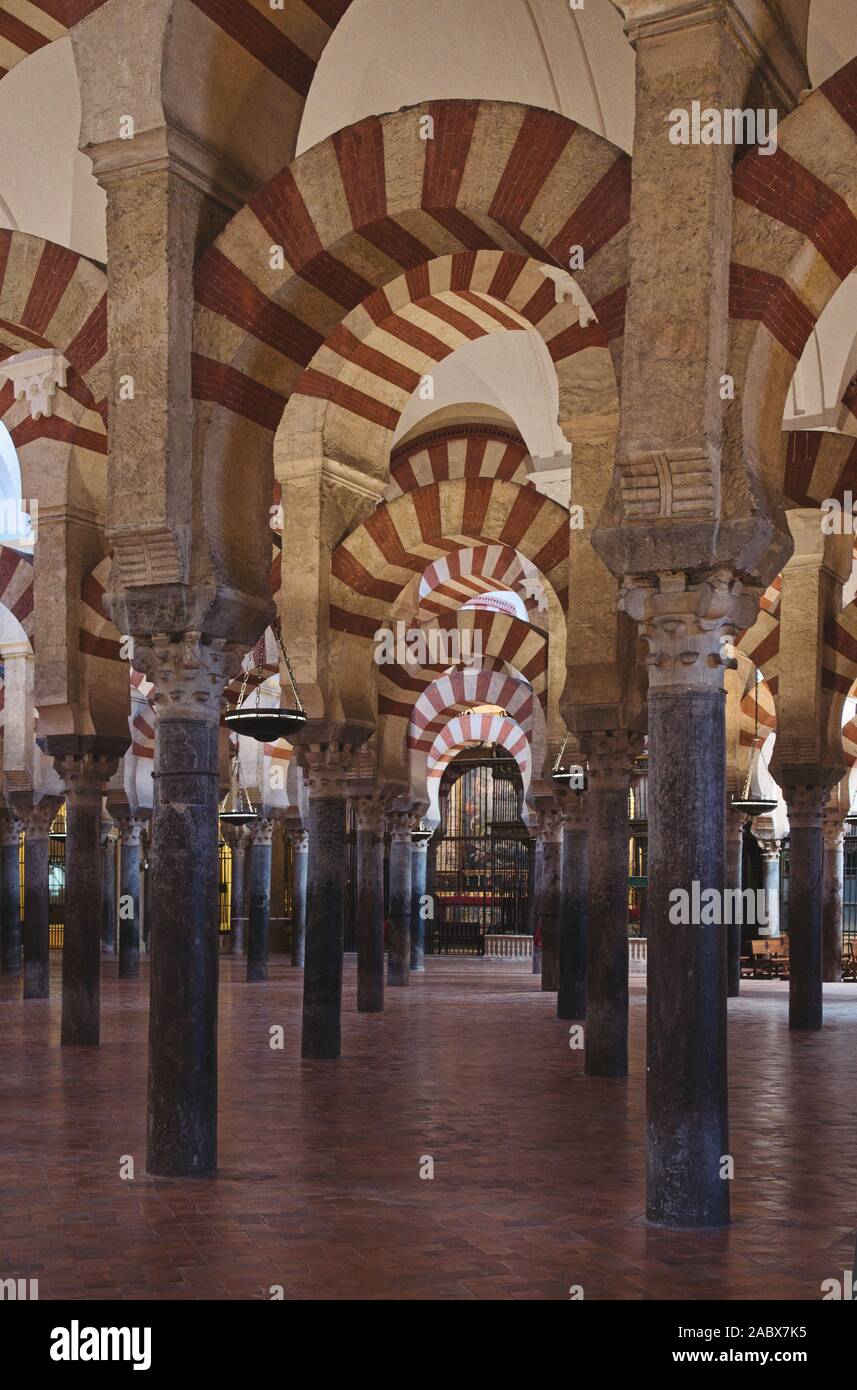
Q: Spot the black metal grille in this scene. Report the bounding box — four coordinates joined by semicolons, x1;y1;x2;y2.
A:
49;804;66;949
428;753;532;956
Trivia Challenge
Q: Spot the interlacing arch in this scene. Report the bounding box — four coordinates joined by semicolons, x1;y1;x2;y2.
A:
388;425;531;502
426;713;532;793
406;668;535;753
192;99;630;596
418;541;547;625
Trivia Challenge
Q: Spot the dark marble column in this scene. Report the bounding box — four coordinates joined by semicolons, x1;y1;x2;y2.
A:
355;797;384;1012
54;755;117;1046
101;825;117;953
287;827;308;967
0;817;22;975
135;633;242;1177
621;574;760;1228
301;749;349;1059
118;817;144;979
410;830;430;972
582;732;638;1077
247;818;274;982
142;828;153;954
386;812;412;987
724;806;745;997
21;799;58;999
536;807;563;991
822;814;845;983
558;794;588;1021
530;830;542;974
783;785;827;1029
222;824;250;955
758;835;781;937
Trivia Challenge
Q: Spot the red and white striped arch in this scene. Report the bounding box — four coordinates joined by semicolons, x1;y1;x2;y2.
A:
192;100;629;601
0;231;109;420
729;58;857;516
418;540;546;625
277;249;615;479
407;668;534;753
329;478;569;638
389;424;530;500
427;713;532;792
0;545;33;638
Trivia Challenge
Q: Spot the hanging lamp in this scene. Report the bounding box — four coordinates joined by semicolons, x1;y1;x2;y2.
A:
224;617;306;743
731;666;777;817
218;751;259;828
551;732;586;789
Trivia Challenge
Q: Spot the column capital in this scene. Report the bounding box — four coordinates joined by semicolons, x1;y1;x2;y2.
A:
117;817;146;848
0;347;69;421
131;632;244;722
55;753;118;809
621;570;760;695
757;835;782;862
784;784;828;831
354;796;385;834
250;817;275;847
299;744;355;798
822;810;847;851
286;826;309;852
561;793;589;833
386;810;413;843
0;815;22;847
535;807;564;845
220;821;252;850
582;729;643;790
411;831;431;857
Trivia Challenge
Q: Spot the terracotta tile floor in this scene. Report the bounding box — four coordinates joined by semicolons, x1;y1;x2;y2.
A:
0;956;855;1300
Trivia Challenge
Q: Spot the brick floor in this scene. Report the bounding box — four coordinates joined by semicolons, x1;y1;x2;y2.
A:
0;957;855;1300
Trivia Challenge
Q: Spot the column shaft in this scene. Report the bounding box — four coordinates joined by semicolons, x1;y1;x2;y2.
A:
101;833;117;953
538;811;562;992
822;827;844;983
23;829;51;999
785;789;826;1030
387;817;412;987
289;831;308;967
302;787;346;1058
247;823;273;982
119;824;143;978
356;802;384;1012
0;828;22;975
61;782;106;1046
410;836;429;972
584;739;635;1077
558;807;588;1020
725;812;744;997
647;690;728;1226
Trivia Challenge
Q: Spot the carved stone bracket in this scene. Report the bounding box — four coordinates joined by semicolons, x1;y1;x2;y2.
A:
0;348;68;420
621;569;761;694
131;632;244;722
619;447;716;522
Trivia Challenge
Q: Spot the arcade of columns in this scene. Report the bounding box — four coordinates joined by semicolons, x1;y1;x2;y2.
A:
0;0;856;1227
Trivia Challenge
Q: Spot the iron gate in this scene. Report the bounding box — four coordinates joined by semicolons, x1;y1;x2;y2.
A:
428;752;532;955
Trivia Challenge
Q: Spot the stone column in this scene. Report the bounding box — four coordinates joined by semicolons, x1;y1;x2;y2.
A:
530;830;543;974
142;831;153;954
247;818;274;983
222;824;250;955
355;798;384;1012
724;806;745;997
782;785;827;1030
386;812;413;987
301;748;350;1059
410;830;430;972
287;827;309;967
101;826;117;954
535;807;563;991
0;816;22;975
117;817;144;979
558;794;588;1021
621;574;759;1228
759;838;782;939
582;733;639;1075
55;755;117;1046
822;813;845;983
133;633;242;1176
21;801;58;999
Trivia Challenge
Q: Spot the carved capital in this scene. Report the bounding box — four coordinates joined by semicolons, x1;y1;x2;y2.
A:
0;347;68;420
221;822;252;851
131;632;243;722
299;743;354;798
619;447;716;523
561;794;589;833
386;810;413;844
757;836;782;863
582;729;642;791
784;784;827;832
55;753;117;809
354;796;385;834
250;817;275;847
0;815;22;847
822;810;847;851
117;816;146;848
621;569;760;694
19;798;61;840
536;807;563;845
286;827;309;853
